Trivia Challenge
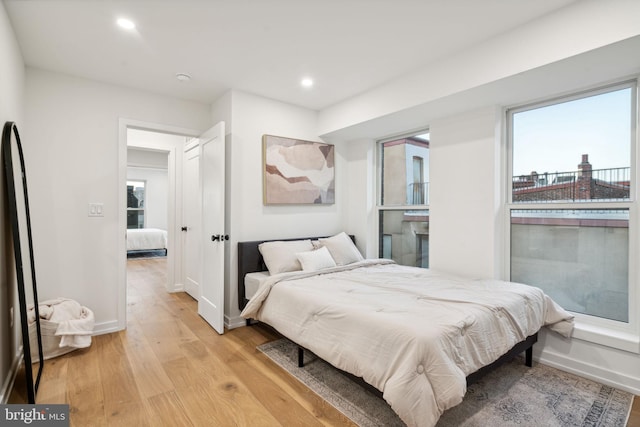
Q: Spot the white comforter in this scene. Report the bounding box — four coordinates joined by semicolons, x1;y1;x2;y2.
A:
126;228;167;251
241;259;574;427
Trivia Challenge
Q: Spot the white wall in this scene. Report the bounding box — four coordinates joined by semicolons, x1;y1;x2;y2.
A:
217;90;347;327
126;166;168;230
429;107;502;279
0;0;25;402
23;68;211;334
127;147;170;169
342;139;377;258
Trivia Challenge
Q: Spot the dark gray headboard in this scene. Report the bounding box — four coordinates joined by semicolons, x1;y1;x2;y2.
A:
237;235;355;311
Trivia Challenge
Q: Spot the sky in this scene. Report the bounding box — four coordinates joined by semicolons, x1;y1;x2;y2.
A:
512;87;632;176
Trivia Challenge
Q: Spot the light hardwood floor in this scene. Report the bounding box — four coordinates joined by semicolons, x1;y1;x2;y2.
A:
10;257;356;426
9;257;640;426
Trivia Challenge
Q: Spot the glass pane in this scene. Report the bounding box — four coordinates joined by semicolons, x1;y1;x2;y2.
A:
127;180;145;209
511;209;629;322
512;87;632;203
379;210;429;268
127;210;144;229
381;133;429;206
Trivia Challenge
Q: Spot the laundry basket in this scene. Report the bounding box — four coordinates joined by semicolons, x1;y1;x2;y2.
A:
28;298;95;361
29;320;76;361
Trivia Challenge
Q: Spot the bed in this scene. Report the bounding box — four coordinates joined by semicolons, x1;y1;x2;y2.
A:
238;233;574;427
126;228;168;255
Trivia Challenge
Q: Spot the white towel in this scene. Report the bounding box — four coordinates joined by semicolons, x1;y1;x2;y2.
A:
29;298;95;349
55;304;95;348
27;297;66;323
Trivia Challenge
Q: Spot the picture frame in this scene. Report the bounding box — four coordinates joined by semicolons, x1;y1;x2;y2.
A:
263;135;335;205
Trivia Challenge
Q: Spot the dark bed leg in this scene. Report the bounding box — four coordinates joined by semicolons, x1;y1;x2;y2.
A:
298;347;304;367
525;346;533;367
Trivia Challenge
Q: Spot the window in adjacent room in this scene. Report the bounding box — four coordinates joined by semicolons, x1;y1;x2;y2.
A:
507;80;636;327
412;156;425;204
378;131;430;268
127;180;146;229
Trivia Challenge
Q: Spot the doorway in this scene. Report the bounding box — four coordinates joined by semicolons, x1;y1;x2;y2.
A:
118;119;226;334
126;147;170;264
117;119;200;331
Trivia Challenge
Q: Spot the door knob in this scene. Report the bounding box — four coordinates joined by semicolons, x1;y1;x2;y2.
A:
181;226;188;232
211;234;229;242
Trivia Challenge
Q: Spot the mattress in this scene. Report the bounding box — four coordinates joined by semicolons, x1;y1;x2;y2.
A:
245;271;270;300
241;259;574;427
126;228;167;251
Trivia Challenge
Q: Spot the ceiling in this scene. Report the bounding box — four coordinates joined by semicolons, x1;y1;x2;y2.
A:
4;0;577;111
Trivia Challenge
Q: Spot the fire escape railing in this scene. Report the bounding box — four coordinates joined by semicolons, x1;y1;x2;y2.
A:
512;167;630;202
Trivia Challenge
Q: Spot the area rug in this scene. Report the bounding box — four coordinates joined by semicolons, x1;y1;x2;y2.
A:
258;339;633;427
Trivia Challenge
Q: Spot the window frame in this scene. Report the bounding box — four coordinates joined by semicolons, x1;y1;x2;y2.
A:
505;79;640;352
376;129;430;264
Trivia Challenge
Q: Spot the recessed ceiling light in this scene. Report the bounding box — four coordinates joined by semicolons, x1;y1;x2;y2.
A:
176;73;192;82
301;78;314;88
116;18;136;30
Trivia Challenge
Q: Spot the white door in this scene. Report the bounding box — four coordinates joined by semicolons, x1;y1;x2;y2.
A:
198;122;226;334
182;122;226;334
182;140;201;300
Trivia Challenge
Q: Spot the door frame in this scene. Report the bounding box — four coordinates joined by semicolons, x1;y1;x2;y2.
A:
117;118;200;330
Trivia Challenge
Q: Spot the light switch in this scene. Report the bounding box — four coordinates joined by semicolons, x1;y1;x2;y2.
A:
88;203;104;217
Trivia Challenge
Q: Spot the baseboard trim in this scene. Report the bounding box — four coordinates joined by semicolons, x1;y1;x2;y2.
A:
537;349;640;395
92;320;121;336
225;315;246;330
170;283;185;292
1;350;23;404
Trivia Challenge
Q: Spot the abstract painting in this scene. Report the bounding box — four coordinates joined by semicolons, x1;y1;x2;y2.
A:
263;135;335;204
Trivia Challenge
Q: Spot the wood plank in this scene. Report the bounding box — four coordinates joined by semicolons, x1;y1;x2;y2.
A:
225;328;356;427
629;396;640;427
95;332;141;406
175;336;283;426
35;357;68;404
161;357;203;391
143;391;194;427
65;342;107;426
104;400;151;427
119;320;175;399
173;383;237;426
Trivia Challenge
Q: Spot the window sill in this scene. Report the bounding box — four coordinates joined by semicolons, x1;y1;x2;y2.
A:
571;321;640;354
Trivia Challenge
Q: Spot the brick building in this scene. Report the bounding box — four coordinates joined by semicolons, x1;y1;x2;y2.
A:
513;154;629;202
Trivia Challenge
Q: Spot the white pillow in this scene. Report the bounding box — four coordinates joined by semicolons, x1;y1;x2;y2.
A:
296;246;337;272
318;232;364;265
259;239;314;275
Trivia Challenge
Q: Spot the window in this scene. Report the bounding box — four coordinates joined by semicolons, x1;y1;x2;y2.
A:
378;131;430;268
507;81;636;328
127;180;145;229
412;156;425;204
511;208;629;322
